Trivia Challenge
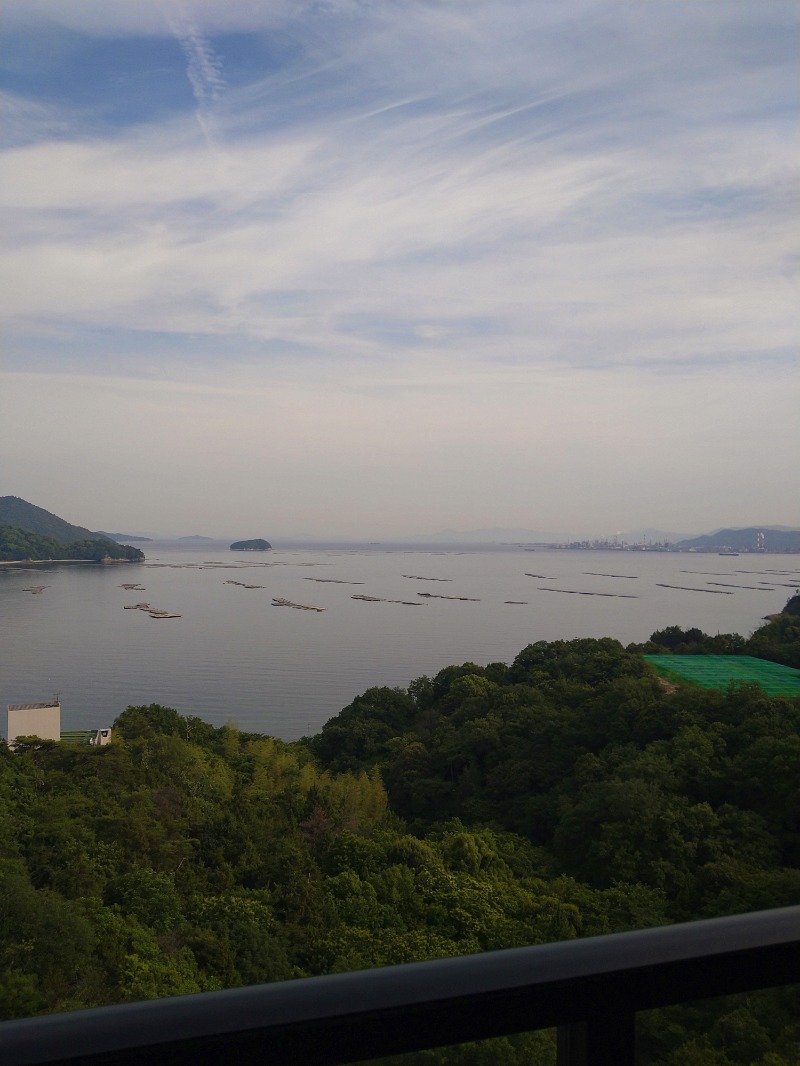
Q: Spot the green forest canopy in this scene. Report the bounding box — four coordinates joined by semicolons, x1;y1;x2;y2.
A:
2;607;799;1063
0;524;144;563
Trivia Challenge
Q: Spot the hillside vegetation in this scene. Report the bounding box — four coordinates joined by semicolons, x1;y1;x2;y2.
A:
0;496;99;543
0;525;144;563
2;614;798;1063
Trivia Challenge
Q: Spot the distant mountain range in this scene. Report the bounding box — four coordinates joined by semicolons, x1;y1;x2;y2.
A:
407;527;588;544
96;531;153;543
406;526;696;544
675;527;800;552
4;497;798;554
404;525;800;550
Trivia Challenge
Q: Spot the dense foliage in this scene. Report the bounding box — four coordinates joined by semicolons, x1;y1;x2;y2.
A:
0;524;144;563
311;637;800;910
638;597;800;669
2;617;798;1063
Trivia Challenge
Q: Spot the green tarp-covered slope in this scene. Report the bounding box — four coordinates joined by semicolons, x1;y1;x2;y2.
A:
645;654;800;696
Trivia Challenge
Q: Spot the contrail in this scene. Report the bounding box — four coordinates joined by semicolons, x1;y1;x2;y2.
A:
175;19;225;106
158;0;226;147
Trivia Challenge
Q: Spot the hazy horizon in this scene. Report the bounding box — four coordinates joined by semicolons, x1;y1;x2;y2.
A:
1;2;797;539
104;525;800;544
11;493;800;546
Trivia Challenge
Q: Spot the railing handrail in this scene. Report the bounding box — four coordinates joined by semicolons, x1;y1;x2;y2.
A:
2;906;799;1066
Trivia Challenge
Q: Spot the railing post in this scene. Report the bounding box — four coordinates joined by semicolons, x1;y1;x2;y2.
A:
557;1012;636;1066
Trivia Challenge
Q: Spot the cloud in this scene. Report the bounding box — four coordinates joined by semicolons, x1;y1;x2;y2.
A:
1;92;794;377
0;93;75;149
0;0;295;37
1;1;798;533
154;0;226;147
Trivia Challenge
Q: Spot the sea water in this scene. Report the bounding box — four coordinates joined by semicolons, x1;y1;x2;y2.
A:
2;544;798;740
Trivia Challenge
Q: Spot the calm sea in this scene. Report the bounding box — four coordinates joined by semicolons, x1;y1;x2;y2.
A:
3;544;798;741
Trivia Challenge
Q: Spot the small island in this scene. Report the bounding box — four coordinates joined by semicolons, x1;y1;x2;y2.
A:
230;538;272;551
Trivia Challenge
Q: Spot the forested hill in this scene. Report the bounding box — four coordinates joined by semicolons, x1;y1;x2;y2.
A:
0;496;98;542
0;525;144;563
2;613;799;1061
311;633;800;890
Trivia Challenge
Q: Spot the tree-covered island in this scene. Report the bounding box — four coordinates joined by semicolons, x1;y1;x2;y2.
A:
230;538;272;550
2;602;799;1062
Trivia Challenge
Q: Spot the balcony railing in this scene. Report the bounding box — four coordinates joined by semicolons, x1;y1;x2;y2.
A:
2;906;798;1066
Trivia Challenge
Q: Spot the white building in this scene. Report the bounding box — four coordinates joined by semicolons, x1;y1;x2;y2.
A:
6;701;113;749
7;700;61;746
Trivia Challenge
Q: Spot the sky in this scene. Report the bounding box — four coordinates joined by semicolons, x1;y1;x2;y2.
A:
1;0;798;539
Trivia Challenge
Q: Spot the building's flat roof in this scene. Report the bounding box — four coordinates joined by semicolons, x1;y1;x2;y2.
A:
644;655;800;696
8;701;60;711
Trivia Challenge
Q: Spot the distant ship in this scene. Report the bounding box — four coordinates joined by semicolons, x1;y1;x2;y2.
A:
718;548;739;556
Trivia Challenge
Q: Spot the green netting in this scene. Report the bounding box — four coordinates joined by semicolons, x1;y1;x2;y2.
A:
644;655;800;696
60;730;96;745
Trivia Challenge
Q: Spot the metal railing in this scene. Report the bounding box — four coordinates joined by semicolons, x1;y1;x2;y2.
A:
2;906;798;1066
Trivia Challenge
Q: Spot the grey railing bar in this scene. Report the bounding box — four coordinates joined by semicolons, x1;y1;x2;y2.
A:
2;906;798;1066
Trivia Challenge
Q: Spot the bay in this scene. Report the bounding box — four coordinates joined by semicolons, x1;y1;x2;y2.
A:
2;543;798;741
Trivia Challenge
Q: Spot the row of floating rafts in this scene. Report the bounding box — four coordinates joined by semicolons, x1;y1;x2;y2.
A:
271;597;325;612
119;583;181;617
122;569;665;616
123;602;182;618
351;594;423;605
416;592;480;601
304;578;365;584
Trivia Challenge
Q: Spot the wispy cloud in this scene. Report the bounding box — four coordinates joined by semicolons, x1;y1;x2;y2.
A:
0;1;798;534
0;93;74;149
157;0;226;146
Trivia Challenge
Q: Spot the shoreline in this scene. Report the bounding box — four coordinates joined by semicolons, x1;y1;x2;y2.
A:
0;558;142;568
